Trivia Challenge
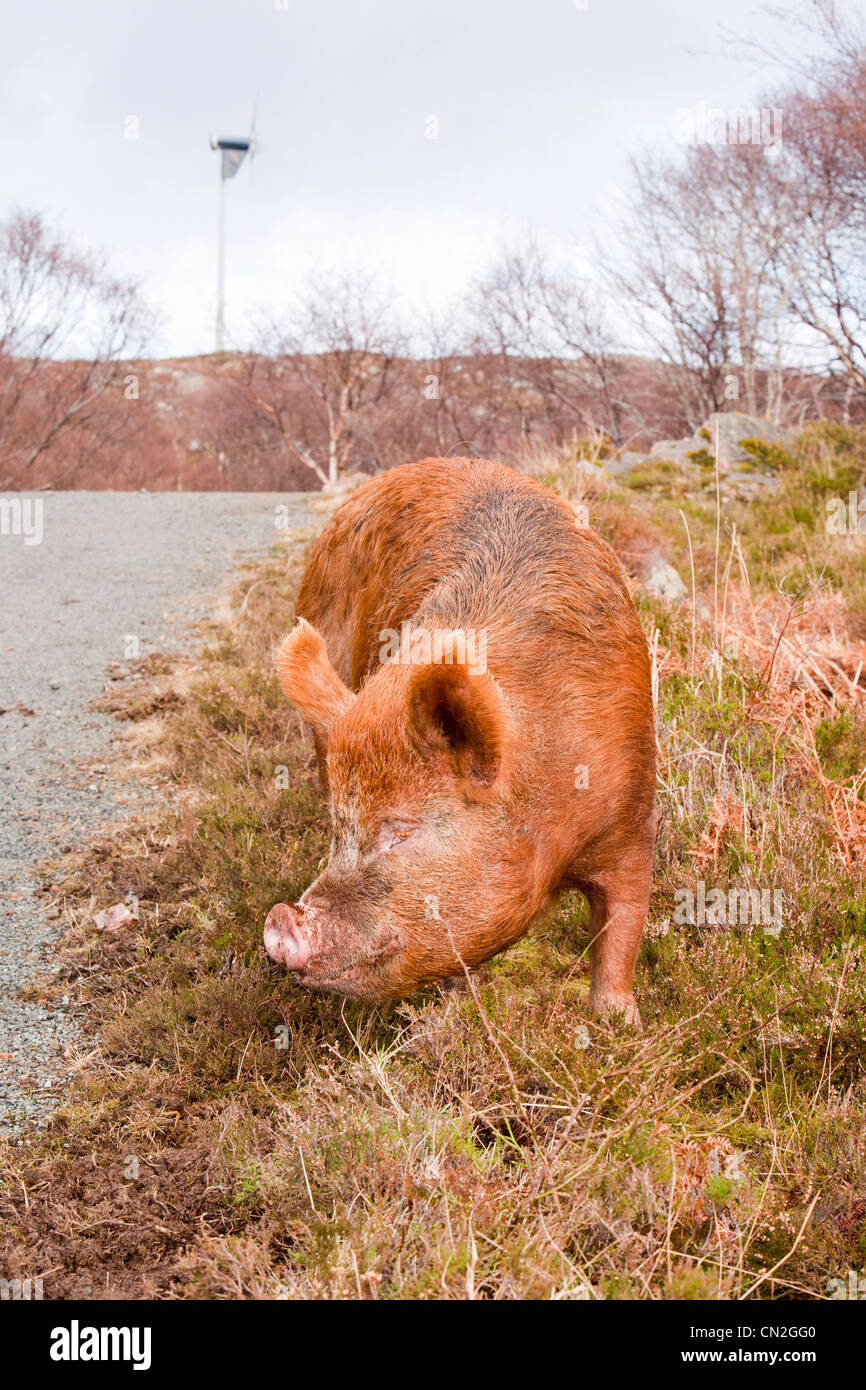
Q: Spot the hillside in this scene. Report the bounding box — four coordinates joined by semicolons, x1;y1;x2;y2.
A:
6;352;860;492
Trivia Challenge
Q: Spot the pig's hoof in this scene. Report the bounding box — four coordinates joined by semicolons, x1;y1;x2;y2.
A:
264;903;311;972
439;963;491;994
590;993;643;1030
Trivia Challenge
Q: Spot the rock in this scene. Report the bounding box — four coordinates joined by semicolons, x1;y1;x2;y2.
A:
574;459;608;482
650;413;792;474
644;557;688;604
603;451;646;478
721;468;781;501
649;437;699;467
92;903;138;933
703;412;793;468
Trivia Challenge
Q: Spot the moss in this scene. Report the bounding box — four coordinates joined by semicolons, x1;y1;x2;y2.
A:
737;438;795;471
686;447;716;469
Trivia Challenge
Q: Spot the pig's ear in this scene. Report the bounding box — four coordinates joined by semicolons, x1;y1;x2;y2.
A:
276;618;355;741
407;661;508;800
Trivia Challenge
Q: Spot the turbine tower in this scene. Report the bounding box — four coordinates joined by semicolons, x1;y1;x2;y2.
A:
210;116;257;352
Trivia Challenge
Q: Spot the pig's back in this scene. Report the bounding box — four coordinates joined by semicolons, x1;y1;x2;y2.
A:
296;456;646;692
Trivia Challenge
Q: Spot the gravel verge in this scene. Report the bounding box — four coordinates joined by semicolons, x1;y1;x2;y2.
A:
0;489;318;1134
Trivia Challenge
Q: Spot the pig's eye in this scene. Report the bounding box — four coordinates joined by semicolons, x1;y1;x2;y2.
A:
377;821;418;853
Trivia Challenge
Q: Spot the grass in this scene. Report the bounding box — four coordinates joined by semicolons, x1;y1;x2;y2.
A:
0;424;864;1299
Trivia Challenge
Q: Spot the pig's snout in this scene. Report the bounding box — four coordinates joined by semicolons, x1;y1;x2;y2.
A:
264;902;311;971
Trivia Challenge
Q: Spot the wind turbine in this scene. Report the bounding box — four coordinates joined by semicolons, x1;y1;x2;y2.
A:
210;101;258;352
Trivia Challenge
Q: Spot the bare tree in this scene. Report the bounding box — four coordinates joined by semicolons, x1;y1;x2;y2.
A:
243;269;407;487
0;210;154;487
769;16;866;405
467;239;632;442
723;2;866;412
610;142;796;428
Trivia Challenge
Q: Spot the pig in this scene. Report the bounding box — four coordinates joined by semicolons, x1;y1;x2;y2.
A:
264;457;656;1025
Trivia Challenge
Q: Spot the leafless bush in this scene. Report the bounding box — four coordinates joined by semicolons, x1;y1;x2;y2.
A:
241;270;407;486
467;239;639;445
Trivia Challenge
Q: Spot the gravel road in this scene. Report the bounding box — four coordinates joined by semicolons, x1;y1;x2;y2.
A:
0;490;317;1135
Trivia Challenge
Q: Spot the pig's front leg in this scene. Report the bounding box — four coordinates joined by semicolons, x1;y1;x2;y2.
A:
585;856;650;1028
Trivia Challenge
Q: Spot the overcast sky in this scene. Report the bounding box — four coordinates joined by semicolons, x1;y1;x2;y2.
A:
1;0;829;357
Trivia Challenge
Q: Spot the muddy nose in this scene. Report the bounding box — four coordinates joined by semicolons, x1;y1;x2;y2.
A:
264;902;311;971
